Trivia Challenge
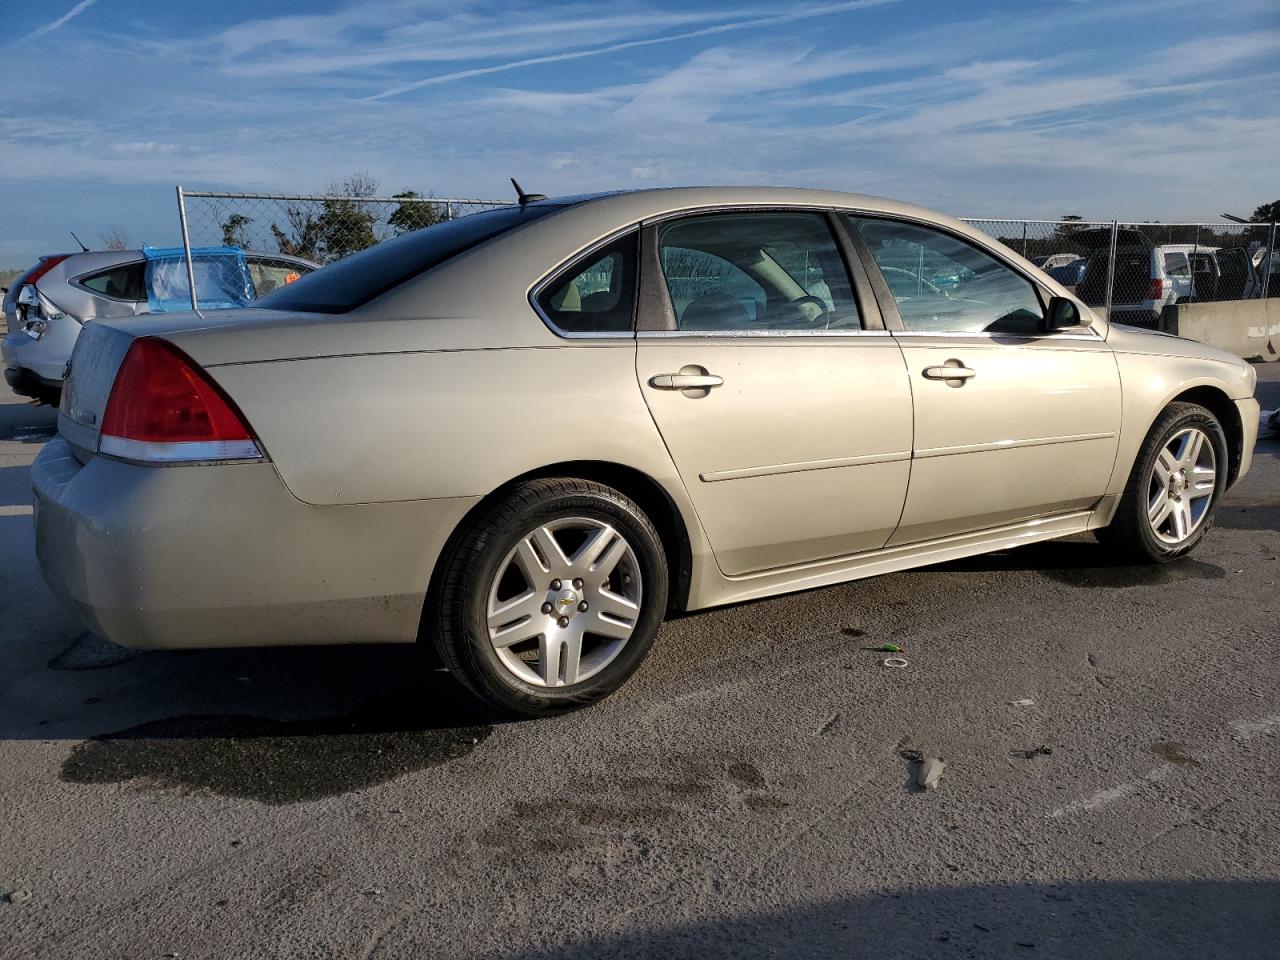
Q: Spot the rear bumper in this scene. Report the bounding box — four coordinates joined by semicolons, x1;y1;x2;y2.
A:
2;316;80;386
3;366;61;402
33;438;479;649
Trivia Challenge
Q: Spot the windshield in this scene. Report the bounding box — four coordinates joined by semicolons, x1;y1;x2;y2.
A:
255;204;562;313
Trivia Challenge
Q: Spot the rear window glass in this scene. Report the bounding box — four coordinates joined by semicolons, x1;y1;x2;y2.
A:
255;204;562;313
248;258;313;297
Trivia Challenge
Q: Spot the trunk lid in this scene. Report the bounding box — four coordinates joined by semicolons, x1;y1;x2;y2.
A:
57;307;335;458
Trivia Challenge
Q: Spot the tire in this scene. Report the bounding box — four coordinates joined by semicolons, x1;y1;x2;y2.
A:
432;478;668;717
1098;402;1227;563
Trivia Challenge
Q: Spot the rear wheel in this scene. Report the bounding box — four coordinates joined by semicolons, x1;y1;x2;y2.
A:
433;478;667;717
1099;402;1226;563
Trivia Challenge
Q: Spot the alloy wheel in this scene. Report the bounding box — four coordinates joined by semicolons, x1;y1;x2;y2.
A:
1147;426;1216;545
485;517;643;687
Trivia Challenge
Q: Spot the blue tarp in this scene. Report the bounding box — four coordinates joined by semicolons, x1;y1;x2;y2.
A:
142;246;254;313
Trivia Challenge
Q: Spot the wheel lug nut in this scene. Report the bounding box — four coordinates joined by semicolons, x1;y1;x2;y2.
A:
578;601;589;612
557;616;570;628
550;579;561;590
541;602;553;615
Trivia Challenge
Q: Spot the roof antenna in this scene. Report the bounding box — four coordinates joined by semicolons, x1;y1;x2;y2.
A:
69;231;89;253
510;178;547;206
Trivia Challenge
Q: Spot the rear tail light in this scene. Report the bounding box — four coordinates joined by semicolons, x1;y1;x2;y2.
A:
1147;278;1168;300
99;337;262;463
21;255;69;288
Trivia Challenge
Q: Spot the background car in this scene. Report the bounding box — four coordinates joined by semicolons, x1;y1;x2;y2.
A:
2;247;317;402
1073;229;1257;326
33;187;1258;718
1047;258;1087;290
1032;253;1084;271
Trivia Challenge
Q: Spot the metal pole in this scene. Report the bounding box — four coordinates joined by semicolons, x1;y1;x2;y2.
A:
1103;220;1118;322
1191;224;1200;300
446;201;454;221
176;185;200;314
1021;221;1028;258
1265;222;1277;299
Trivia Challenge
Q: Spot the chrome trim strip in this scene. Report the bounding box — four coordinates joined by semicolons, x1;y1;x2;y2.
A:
637;328;893;339
700;450;911;482
915;432;1116;459
99;436;264;464
892;330;1102;342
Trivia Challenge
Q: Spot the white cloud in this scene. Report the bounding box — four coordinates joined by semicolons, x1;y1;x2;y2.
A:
21;0;98;42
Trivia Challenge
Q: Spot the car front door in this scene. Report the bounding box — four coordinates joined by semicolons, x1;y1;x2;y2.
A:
635;209;913;577
846;215;1122;546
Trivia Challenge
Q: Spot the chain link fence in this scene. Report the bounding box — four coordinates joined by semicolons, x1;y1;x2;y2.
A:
963;218;1278;328
174;188;507;309
172;188;1279;321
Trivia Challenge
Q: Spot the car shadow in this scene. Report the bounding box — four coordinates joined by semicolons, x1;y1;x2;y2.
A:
495;879;1280;959
6;623;507;804
916;537;1234;588
0;398;57;443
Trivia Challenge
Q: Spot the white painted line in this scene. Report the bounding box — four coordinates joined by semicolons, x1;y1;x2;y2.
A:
1048;764;1172;819
1231;715;1280;739
0;505;34;516
1048;711;1280;819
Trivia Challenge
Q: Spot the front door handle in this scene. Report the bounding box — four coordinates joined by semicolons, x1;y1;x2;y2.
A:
649;373;724;390
922;360;976;386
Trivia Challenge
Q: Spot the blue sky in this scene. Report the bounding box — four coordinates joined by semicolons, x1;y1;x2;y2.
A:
0;0;1277;266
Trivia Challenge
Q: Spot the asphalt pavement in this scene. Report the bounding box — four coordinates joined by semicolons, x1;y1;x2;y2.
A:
1;366;1278;959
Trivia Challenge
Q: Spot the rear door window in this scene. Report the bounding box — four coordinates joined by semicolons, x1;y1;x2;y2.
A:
80;263;145;301
656;212;860;332
1164;252;1190;277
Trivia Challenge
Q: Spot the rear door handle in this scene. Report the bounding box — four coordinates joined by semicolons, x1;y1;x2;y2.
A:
922;362;976;383
649;373;724;390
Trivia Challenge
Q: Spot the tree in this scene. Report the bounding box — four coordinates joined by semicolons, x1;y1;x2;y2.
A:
315;172;379;260
1251;200;1280;224
388;190;446;235
271;204;322;260
101;225;129;251
221;213;254;249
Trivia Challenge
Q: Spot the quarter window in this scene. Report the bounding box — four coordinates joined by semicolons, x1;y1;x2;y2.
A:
80;263;145;301
536;231;638;334
657;212;860;331
851;217;1044;334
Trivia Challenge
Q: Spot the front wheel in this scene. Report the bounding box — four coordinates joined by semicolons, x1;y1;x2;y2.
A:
433;478;668;717
1098;402;1227;563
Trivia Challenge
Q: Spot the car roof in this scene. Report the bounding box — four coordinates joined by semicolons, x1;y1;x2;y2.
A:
551;185;960;226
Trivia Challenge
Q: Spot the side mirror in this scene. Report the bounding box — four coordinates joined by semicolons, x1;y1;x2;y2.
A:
1045;295;1083;331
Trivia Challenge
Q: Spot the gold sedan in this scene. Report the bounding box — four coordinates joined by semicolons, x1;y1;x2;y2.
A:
34;187;1259;716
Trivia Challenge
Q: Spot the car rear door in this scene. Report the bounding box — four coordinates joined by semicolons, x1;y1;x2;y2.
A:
635;209;913;577
845;215;1121;545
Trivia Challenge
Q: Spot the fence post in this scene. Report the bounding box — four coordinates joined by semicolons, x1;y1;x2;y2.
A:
1265;222;1277;299
1103;220;1118;322
446;201;454;221
1021;222;1028;258
175;185;199;314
